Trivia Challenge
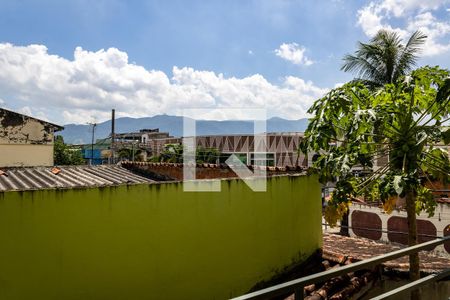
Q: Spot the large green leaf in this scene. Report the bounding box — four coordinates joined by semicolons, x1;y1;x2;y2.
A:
436;77;450;103
443;128;450;145
393;175;403;195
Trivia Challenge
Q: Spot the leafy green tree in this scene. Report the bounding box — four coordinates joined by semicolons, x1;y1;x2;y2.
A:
118;148;132;160
335;29;428;236
196;146;220;164
54;136;85;165
302;66;450;287
159;144;184;163
116;148;143;161
158;144;220;163
342;30;426;87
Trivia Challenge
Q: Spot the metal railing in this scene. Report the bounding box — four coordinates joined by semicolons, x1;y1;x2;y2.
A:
230;236;450;300
322;223;445;239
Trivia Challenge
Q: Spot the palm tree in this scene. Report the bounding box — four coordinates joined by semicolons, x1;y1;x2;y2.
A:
341;30;427;86
338;29;427;236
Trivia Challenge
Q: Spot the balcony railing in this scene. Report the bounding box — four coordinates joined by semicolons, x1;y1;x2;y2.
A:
231;236;450;300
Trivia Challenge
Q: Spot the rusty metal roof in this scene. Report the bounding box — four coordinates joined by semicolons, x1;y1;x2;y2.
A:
0;107;64;131
0;165;154;192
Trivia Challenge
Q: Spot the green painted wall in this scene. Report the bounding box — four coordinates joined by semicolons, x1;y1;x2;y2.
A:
0;175;321;300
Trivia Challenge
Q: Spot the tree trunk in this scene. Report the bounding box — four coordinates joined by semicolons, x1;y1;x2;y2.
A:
339;212;349;236
405;190;421;300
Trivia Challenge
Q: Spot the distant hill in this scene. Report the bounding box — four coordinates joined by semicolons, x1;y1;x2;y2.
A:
58;114;309;144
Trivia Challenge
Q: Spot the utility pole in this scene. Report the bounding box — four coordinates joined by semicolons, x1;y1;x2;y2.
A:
111;109;115;164
132;140;137;162
89;122;97;165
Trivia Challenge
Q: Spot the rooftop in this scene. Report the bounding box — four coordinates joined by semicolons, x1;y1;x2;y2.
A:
0;107;63;131
0;165;154;192
323;233;450;274
0;162;306;192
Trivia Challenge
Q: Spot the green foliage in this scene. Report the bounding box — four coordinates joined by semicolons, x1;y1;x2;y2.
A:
158;144;220;164
324;30;446;282
421;147;450;185
324;201;349;228
303;66;450;224
196;146;220;164
159;144;184;163
117;148;131;160
54;136;85;165
362;181;380;203
149;155;161;162
117;148;143;161
442;128;450;145
415;186;436;217
341;30;427;87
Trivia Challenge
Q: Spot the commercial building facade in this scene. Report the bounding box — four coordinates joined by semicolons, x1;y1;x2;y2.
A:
108;129;308;167
194;132;307;167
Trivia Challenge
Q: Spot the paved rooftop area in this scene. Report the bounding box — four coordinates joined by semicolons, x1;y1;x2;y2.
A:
323;233;450;274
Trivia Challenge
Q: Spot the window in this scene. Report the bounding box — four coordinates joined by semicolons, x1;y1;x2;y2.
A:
250;153;274;166
219;153;247;165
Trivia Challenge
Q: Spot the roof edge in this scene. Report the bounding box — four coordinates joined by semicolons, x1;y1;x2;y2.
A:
0;107;64;131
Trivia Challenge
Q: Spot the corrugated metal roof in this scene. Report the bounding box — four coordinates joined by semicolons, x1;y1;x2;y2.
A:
0;165;154;192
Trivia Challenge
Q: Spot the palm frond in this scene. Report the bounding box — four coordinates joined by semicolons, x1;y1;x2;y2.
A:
394;31;427;80
342;51;385;86
342;29;427;86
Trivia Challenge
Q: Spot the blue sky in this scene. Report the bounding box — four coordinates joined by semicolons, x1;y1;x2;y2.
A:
0;0;449;124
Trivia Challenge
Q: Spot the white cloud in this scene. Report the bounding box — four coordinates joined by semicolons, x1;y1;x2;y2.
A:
0;43;328;124
379;0;445;17
16;106;50;122
407;12;450;55
357;0;450;56
357;3;400;37
18;106;32;116
274;43;314;66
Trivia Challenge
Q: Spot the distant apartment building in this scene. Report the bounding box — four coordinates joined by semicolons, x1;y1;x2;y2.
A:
111;127;450;169
0;108;63;167
110;129;308;167
194;132;307;167
114;128;172;143
149;132;306;167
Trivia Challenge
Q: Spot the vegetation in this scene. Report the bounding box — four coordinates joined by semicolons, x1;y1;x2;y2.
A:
342;30;426;87
303;29;450;291
196;146;220;164
157;143;220;164
338;30;428;236
158;144;184;163
303;66;450;287
54;136;85;165
117;148;143;161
